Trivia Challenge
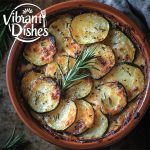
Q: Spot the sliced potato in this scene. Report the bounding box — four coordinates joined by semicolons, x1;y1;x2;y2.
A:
21;71;44;99
85;80;103;108
44;100;77;131
49;14;81;57
85;81;127;115
99;82;127;115
66;100;94;135
88;44;115;79
108;99;139;134
18;62;35;75
30;110;44;122
71;13;109;44
23;36;56;66
80;109;108;139
134;51;145;67
104;30;135;63
44;52;76;78
65;78;93;100
28;77;60;113
101;63;145;101
55;52;76;74
45;62;58;78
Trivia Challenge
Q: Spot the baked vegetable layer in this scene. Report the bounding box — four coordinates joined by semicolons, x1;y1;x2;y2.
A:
23;36;56;66
66;100;94;135
71;13;109;44
44;100;77;131
49;14;81;57
19;11;146;141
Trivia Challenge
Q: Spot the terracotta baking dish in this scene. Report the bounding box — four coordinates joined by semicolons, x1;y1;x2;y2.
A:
6;0;150;149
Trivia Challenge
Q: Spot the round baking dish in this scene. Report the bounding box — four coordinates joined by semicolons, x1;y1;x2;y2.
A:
6;1;150;149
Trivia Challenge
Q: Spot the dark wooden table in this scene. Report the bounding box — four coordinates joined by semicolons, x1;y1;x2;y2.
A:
0;0;150;149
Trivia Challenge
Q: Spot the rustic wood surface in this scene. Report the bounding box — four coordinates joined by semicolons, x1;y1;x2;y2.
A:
0;0;150;149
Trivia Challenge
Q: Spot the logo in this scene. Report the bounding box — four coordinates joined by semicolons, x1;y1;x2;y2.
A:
3;3;49;43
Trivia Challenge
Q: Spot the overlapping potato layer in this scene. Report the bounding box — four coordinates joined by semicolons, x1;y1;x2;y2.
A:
19;13;145;140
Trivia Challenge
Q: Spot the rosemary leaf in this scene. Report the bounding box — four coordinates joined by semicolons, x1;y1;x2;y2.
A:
70;74;90;82
65;81;82;90
58;47;98;91
0;2;18;61
1;127;27;150
56;63;65;82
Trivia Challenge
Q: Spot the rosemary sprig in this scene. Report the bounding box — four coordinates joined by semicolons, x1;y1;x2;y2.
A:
0;2;18;61
57;47;98;91
0;127;27;150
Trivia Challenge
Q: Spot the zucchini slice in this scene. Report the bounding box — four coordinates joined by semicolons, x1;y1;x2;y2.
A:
48;14;81;57
66;100;94;135
99;82;127;115
23;36;56;66
44;52;76;78
134;51;145;67
80;109;108;139
28;77;60;113
88;44;115;79
44;100;77;131
101;63;145;101
21;71;44;100
71;13;109;44
104;30;135;63
65;78;93;100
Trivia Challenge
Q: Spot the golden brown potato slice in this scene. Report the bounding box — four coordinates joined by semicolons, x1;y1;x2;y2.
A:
108;99;139;134
134;51;145;68
85;81;127;115
49;14;81;57
44;100;77;131
85;80;102;108
66;100;94;135
55;52;76;74
88;43;115;79
44;62;58;78
99;82;127;115
44;52;76;78
104;30;135;63
21;71;44;100
71;13;109;44
18;62;35;75
80;109;108;139
27;77;60;113
23;36;56;66
101;63;145;101
65;78;93;100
